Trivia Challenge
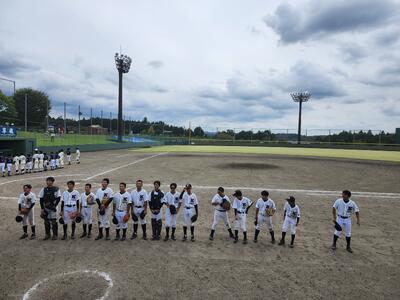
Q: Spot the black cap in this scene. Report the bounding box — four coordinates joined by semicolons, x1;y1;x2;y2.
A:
217;187;224;192
233;190;242;197
286;196;295;202
261;190;269;197
46;176;55;182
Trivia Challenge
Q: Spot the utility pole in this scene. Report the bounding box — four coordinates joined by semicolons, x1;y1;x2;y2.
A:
46;98;49;132
290;91;311;144
63;102;67;134
101;110;103;128
24;93;27;132
78;105;81;135
188;122;192;145
90;108;93;135
109;112;112;134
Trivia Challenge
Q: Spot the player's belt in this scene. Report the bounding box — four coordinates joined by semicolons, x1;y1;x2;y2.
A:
338;215;349;219
185;206;192;209
135;206;143;208
117;209;125;212
66;204;76;207
82;206;89;208
217;209;226;212
237;211;245;214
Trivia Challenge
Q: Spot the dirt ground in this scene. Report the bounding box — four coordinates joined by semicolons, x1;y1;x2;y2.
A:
0;149;399;300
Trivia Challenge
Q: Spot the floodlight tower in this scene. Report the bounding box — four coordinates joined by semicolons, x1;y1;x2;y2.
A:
290;91;311;144
115;52;132;142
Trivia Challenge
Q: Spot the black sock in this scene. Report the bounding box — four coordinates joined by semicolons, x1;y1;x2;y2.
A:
31;225;35;234
171;227;176;236
243;232;247;240
228;228;233;235
99;227;103;236
133;223;138;234
190;226;194;236
270;230;275;241
210;229;215;237
105;228;110;236
234;230;238;238
116;229;120;237
71;223;76;235
333;235;339;246
346;236;351;248
52;220;58;236
23;225;27;234
88;224;92;234
165;227;170;237
291;234;295;245
83;224;87;233
254;229;260;240
122;228;127;237
141;224;146;234
183;226;187;236
63;224;67;235
281;232;286;241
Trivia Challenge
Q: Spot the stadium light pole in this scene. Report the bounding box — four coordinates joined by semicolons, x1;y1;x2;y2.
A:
290;91;311;144
115;52;132;142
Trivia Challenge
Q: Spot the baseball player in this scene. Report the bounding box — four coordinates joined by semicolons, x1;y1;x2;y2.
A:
278;196;300;248
55;152;60;169
49;152;56;170
0;153;6;177
130;179;149;240
59;149;64;168
331;190;360;253
254;190;276;244
180;184;198;242
79;183;96;238
38;151;44;171
163;183;182;241
19;153;26;174
39;177;62;240
43;152;49;171
232;190;252;244
148;180;165;241
26;154;33;173
33;149;39;172
13;154;20;175
66;148;72;165
76;147;80;164
60;180;80;240
209;187;235;240
95;178;113;240
17;184;37;239
112;182;132;241
6;155;13;176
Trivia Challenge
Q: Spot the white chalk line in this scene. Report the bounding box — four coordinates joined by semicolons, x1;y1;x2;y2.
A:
22;269;113;300
84;153;166;181
0;173;87;186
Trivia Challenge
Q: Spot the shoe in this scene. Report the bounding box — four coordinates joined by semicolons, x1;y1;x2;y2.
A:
70;234;75;240
114;236;120;241
142;235;147;240
346;247;353;253
95;234;103;240
19;233;28;240
278;240;285;246
191;236;195;242
30;234;36;240
52;235;58;240
289;244;294;248
171;235;176;241
229;233;235;239
234;238;238;244
131;233;137;240
243;239;248;245
331;245;337;251
43;235;51;240
80;232;87;238
105;235;110;241
182;235;187;242
253;239;258;243
61;234;67;240
209;236;214;241
271;239;276;244
151;236;157;241
87;233;91;238
164;236;169;242
120;236;126;241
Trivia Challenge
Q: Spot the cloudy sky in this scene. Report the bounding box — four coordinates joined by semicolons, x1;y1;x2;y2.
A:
1;0;399;132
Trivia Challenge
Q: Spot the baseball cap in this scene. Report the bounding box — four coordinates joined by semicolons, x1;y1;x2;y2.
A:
233;190;242;197
286;196;295;202
185;183;192;189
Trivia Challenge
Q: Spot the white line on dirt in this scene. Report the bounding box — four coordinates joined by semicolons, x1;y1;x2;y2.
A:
84;153;166;181
0;174;87;186
22;270;113;300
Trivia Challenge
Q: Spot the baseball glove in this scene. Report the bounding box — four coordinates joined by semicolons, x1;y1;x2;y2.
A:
40;210;47;219
59;217;65;225
99;206;106;216
112;216;118;225
75;215;82;223
169;205;177;215
191;214;198;223
334;222;342;231
15;215;23;223
132;213;138;222
139;210;146;219
266;207;274;217
123;214;130;223
221;199;230;210
20;208;30;215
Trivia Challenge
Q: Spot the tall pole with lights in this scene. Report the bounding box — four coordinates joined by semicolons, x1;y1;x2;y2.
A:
115;52;132;142
290;91;311;144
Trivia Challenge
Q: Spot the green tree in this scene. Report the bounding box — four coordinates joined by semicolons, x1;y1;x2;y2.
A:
13;88;51;127
193;126;205;137
0;90;17;122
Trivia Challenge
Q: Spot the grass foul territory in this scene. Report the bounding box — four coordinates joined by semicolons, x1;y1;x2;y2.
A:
132;145;400;162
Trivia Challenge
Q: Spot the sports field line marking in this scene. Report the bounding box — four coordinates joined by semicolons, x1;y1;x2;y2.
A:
0;173;87;186
84;153;166;181
22;270;113;300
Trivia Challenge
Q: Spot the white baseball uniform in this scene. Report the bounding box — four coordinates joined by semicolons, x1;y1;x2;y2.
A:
164;191;182;228
59;151;64;167
26;156;33;172
131;189;149;225
19;155;26;173
255;198;276;231
333;198;359;237
211;194;231;230
33;153;39;171
232;197;252;232
181;192;198;227
62;189;80;223
282;202;301;235
38;153;44;171
18;192;36;226
113;191;132;229
76;149;80;163
80;192;96;224
13;156;20;174
96;187;113;228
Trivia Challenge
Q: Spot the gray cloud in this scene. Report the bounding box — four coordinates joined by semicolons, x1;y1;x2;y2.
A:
0;46;40;76
148;60;164;69
264;0;399;43
362;63;400;87
374;28;400;46
340;44;367;63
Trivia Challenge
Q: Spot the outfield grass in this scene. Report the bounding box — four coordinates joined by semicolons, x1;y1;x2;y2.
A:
132;145;400;162
17;132;117;146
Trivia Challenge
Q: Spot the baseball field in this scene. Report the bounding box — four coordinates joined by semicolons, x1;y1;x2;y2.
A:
1;147;399;299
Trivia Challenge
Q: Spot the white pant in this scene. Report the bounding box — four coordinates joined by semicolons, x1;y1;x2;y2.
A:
81;206;93;224
20;162;26;171
6;163;12;173
115;210;128;229
132;207;146;225
151;210;162;221
234;213;247;232
256;214;273;231
14;163;19;173
166;209;178;228
50;159;56;168
67;155;71;163
39;159;44;170
26;162;32;171
0;163;5;173
22;208;35;226
282;216;297;235
76;156;80;162
183;207;196;227
97;207;110;228
33;159;39;170
335;216;352;237
63;205;77;224
211;209;231;230
60;157;64;167
56;159;60;167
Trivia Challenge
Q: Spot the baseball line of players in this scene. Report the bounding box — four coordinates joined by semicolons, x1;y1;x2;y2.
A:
15;177;361;253
0;147;80;177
